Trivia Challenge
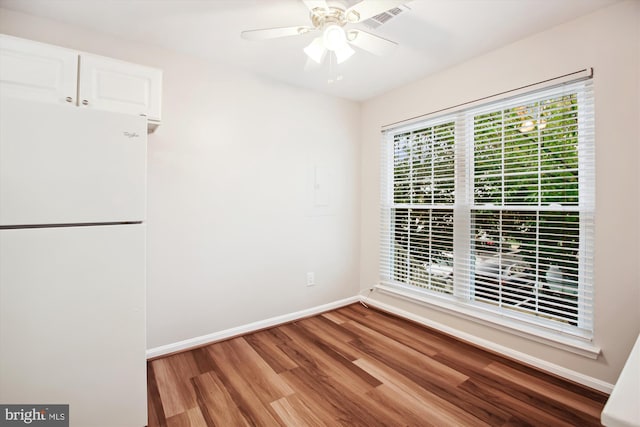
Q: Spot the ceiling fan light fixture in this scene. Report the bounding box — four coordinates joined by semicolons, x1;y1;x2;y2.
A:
304;37;327;64
322;24;347;51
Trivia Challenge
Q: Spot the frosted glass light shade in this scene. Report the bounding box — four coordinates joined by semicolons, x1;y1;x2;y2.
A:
334;43;355;64
304;37;326;64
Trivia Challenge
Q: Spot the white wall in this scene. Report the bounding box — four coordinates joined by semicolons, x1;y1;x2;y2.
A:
0;9;361;349
360;0;640;385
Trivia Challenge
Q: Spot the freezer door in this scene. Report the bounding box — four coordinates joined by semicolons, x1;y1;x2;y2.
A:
0;225;147;427
0;97;146;226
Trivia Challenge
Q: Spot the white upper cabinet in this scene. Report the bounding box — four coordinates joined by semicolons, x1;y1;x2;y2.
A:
0;35;78;105
78;54;162;123
0;35;162;131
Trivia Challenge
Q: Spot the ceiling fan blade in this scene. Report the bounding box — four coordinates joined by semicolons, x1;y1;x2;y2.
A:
347;29;398;56
345;0;407;23
302;0;328;12
241;26;313;41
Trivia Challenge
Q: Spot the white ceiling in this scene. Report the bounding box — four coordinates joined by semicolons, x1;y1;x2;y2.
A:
0;0;620;101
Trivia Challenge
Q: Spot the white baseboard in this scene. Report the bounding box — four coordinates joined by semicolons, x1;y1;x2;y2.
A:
145;293;613;394
363;297;614;394
145;296;360;359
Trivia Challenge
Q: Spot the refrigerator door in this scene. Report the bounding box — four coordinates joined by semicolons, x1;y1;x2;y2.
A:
0;224;147;427
0;97;146;226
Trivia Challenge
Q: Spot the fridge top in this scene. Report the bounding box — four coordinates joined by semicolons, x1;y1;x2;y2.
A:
0;97;147;227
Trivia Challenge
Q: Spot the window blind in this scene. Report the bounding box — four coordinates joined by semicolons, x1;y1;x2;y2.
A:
380;78;595;339
381;119;456;294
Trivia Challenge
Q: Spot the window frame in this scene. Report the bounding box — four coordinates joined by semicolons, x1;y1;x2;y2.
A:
379;78;597;357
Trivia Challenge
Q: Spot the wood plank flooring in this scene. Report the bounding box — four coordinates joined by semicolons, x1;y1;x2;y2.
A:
147;303;608;426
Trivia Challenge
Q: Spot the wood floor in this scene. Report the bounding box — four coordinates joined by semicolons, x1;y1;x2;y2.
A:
147;303;608;427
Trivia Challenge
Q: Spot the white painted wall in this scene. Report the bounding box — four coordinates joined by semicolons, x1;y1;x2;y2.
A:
360;0;640;385
0;9;361;349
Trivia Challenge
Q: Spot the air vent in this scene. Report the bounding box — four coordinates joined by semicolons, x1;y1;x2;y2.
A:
363;5;407;30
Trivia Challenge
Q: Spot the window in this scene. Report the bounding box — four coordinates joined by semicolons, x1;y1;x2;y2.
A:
383;120;456;294
380;79;594;341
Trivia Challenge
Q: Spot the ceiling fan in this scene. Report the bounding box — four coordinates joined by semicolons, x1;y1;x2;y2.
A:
241;0;407;66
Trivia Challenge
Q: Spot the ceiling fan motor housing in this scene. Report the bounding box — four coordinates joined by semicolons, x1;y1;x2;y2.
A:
310;6;348;29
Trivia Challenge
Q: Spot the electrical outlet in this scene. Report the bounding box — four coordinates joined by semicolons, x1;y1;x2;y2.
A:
306;272;315;287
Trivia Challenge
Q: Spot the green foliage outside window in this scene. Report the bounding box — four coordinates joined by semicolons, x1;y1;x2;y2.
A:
390;94;582;323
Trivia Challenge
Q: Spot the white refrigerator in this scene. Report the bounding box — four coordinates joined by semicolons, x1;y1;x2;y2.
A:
0;97;147;426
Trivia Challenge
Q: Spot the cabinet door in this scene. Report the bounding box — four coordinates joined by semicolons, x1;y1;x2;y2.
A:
0;34;78;105
78;54;162;122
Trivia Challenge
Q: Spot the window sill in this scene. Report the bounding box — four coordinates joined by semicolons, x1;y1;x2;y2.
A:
374;283;601;359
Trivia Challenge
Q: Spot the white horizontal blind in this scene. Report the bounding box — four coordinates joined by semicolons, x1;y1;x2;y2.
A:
380;79;595;339
380;119;456;294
